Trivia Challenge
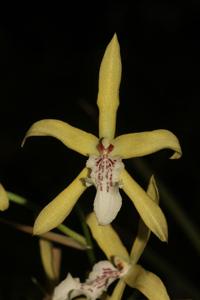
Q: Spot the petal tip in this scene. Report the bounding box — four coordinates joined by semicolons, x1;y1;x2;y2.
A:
159;226;168;242
33;217;47;236
33;225;42;236
0;184;9;211
21;136;26;148
111;32;119;43
109;33;120;53
0;204;9;211
169;149;182;159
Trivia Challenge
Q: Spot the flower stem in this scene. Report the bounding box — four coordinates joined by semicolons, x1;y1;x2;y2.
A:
7;191;87;247
75;204;96;265
57;224;86;246
7;191;38;211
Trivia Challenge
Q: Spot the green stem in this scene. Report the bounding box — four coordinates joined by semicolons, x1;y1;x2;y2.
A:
57;224;86;246
76;204;96;265
7;191;87;247
7;192;38;211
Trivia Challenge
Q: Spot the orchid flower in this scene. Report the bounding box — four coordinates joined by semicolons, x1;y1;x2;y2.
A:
86;176;170;300
23;34;181;241
0;184;9;211
52;260;130;300
52;176;170;300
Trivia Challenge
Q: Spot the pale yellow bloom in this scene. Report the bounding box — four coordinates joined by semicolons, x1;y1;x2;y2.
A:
0;184;9;211
87;176;170;300
23;34;181;241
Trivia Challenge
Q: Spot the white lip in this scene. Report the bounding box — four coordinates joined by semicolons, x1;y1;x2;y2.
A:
86;153;124;225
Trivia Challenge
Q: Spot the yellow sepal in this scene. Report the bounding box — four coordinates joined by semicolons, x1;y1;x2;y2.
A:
33;168;88;235
86;212;129;261
130;175;159;264
121;169;168;242
112;129;182;159
22;119;98;156
39;239;57;282
97;34;122;140
107;279;126;300
124;264;170;300
0;184;9;211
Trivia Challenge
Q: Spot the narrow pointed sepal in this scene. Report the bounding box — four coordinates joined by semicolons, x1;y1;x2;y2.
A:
121;169;168;242
107;279;126;300
33;168;88;235
39;239;58;282
22;119;98;156
112;129;182;159
97;34;122;139
130;175;159;263
124;264;170;300
0;184;9;211
87;213;129;261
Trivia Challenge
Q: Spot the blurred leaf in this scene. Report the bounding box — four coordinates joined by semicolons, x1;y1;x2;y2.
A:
0;218;88;250
39;239;60;282
132;158;200;255
7;191;87;246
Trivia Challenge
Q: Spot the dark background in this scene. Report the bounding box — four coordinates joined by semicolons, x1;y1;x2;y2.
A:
0;1;200;299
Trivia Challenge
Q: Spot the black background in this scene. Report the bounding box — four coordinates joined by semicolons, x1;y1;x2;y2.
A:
0;1;200;299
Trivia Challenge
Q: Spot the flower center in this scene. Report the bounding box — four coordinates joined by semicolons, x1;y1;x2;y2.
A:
80;261;121;298
66;259;130;300
85;139;124;225
97;137;114;155
86;139;123;192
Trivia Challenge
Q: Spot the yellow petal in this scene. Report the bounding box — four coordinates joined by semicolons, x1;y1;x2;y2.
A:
97;34;122;140
124;264;170;300
34;168;88;235
86;212;129;261
39;238;57;281
107;279;126;300
112;129;182;159
130;175;159;263
146;175;159;204
121;170;168;242
22;119;98;156
0;184;9;211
